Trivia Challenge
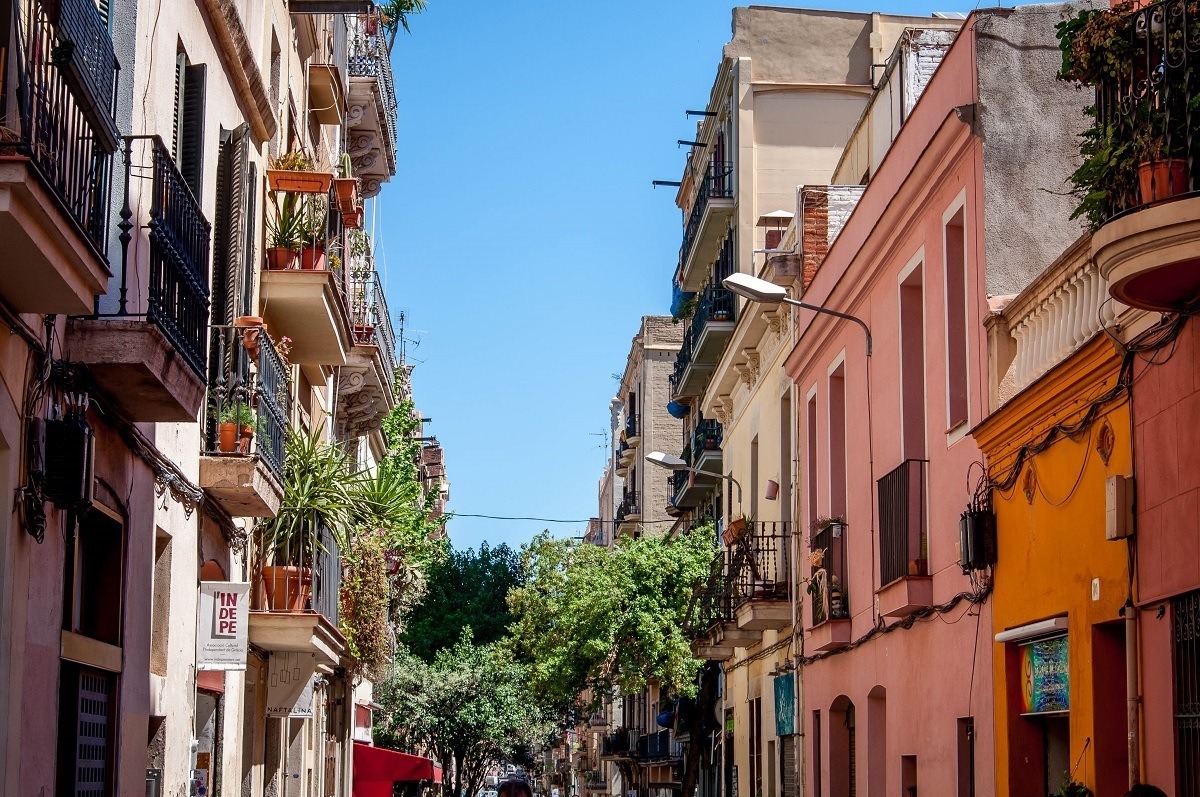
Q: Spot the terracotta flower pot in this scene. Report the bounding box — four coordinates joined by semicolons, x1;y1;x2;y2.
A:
238;424;254;453
218;422;238;453
342;207;364;229
1138;159;1189;205
353;323;376;345
234;316;264;360
261;566;313;612
722;518;748;546
267;169;334;194
333;178;358;214
300;246;327;270
265;247;298;271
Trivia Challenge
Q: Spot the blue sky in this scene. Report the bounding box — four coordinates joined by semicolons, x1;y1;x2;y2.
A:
375;0;963;552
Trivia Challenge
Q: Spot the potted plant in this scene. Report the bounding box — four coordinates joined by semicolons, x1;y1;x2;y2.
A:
298;195;329;270
267;150;333;194
234;315;265;360
333;153;359;214
723;515;749;546
217;402;256;454
259;426;355;612
266;193;302;269
712;306;732;322
1134;125;1189;205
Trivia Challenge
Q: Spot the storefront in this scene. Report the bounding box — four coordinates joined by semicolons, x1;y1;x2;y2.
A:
352;742;442;797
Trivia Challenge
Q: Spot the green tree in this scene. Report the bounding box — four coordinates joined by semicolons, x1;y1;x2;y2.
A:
401;542;524;661
506;526;717;715
374;633;553;797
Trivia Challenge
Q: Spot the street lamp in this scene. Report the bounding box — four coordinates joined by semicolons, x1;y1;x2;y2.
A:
647;450;742;503
722;272;872;356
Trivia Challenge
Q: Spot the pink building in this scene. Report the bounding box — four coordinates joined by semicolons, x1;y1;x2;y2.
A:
779;6;1093;794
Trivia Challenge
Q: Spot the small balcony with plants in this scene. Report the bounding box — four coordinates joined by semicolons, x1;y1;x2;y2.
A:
198;324;291;518
1059;0;1200;311
670;420;723;509
615;489;642;535
346;11;398;196
807;516;851;652
684;549;738;660
876;459;932;617
726;520;792;635
260;150;354;370
69;136;210;422
678;157;735;291
0;0;120;316
670;255;737;399
337;229;399;440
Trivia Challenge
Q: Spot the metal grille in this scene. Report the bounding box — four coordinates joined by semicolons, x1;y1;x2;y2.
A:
679;159;735;268
313;524;341;625
349;264;398;390
204;325;290;477
1176;591;1200;797
729;522;791;610
878;459;928;586
671;261;736;395
75;668;112;796
810;521;849;625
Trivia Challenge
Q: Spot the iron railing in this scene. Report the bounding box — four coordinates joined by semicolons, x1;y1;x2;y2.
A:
679;159;734;269
691;419;722;461
1175;591;1200;797
878;459;928;586
729;522;791;610
12;0;120;252
625;412;639;439
670;469;692;509
671;276;736;395
105;136;211;376
601;730;631;757
1095;0;1200;221
684;548;733;638
204;326;291;478
616;491;640;524
313;524;341;625
349;265;398;389
347;15;397;162
810;520;849;626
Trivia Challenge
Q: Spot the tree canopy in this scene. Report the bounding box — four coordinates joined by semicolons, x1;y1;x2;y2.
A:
401;541;524;661
506;526;717;714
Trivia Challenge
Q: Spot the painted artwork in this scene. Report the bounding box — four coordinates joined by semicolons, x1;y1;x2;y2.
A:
1021;635;1070;715
774;672;796;736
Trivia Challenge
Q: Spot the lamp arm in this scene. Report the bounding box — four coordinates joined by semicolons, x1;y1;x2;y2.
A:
782;297;873;357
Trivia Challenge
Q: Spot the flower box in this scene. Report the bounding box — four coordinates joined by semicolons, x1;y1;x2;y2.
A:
267;169;334;194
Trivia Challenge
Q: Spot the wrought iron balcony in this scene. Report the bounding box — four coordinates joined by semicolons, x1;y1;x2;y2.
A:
204;326;291;477
691;419;722;462
616;491;641;526
350;265;398;389
728;522;791;610
878;459;929;586
346;14;397;191
671;274;736;398
809;519;849;627
624;412;639;440
678;159;734;289
684;549;733;639
10;0;120;254
109;136;211;375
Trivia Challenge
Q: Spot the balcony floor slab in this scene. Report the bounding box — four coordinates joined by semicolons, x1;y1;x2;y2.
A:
877;575;933;618
200;455;284;518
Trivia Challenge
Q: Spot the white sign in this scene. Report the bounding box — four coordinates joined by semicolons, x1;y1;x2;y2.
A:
266;652;318;717
196;582;250;671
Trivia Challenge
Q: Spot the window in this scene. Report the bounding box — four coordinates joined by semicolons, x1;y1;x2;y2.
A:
780;395;792;526
749;698;764;797
173;49;207;201
944;205;969;431
57;662;117;797
750;436;760;522
829;360;847;518
813;711;823;797
807;392;818;530
63;509;124;645
957;718;975;797
150;530;171;676
901;754;917;796
899;262;926;460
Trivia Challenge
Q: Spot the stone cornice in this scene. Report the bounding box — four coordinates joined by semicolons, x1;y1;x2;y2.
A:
198;0;278;142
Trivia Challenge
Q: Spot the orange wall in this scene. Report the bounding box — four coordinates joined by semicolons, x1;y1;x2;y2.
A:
978;342;1132;797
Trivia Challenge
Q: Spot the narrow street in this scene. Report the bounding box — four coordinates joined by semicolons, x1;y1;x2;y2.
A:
0;1;1193;796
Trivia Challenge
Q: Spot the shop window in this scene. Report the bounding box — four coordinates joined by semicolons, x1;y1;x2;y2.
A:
63;509;124;645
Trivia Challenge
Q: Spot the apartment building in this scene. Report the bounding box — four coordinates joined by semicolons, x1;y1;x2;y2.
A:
665;10;960;797
0;0;433;793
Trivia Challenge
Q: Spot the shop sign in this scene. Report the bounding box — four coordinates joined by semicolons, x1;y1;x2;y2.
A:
1021;634;1069;715
196;582;250;671
266;651;318;717
773;672;795;736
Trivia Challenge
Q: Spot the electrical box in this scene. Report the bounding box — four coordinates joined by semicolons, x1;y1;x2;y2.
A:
959;509;997;572
1105;475;1134;540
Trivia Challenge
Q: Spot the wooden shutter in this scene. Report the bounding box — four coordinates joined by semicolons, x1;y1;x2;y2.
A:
210;125;249;327
179;63;207;201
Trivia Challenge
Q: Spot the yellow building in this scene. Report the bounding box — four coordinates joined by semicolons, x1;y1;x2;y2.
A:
976;240;1137;797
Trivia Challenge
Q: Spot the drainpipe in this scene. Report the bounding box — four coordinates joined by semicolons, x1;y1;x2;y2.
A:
1126;601;1140;789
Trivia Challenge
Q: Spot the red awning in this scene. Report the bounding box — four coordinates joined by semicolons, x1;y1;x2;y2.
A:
353;742;441;797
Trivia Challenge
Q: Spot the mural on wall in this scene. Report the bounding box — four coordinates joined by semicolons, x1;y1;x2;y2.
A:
1021;635;1069;715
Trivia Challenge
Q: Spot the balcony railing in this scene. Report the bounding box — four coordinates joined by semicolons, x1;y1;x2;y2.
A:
691;419;722;461
204;326;291;478
810;520;849;626
671;278;736;394
347;15;397;160
679;159;734;269
625;412;639;439
313;524;341;624
349;266;398;389
12;0;120;252
878;460;929;586
601;730;631;757
1093;0;1200;222
103;136;211;375
616;491;641;524
684;548;733;637
729;522;791;610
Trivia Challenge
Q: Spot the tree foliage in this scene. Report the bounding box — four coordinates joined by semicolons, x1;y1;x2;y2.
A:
506;526;717;714
402;542;524;661
374;632;553;797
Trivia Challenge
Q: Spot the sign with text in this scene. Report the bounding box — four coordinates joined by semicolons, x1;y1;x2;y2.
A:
774;673;796;736
1021;634;1069;715
196;582;250;671
266;651;318;717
